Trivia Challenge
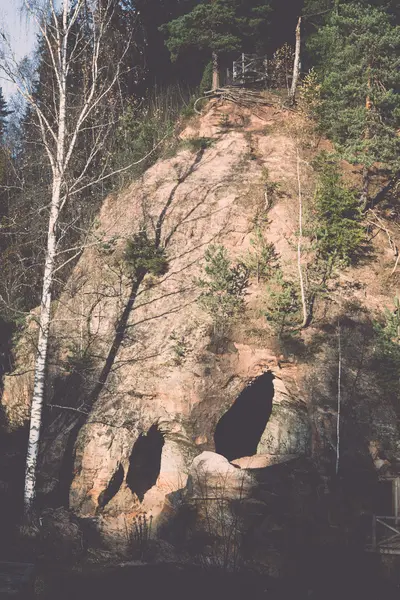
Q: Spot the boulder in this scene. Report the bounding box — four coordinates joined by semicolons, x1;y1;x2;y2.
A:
188;451;255;500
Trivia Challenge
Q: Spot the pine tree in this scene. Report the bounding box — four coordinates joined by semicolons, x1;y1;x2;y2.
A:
308;3;400;199
160;0;271;90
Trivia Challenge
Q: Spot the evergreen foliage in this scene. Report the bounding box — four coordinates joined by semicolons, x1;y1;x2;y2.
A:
265;272;301;337
197;244;249;334
308;3;400;173
124;231;169;280
200;62;214;95
160;0;272;62
183;137;214;152
373;298;400;397
244;227;279;282
312;154;365;266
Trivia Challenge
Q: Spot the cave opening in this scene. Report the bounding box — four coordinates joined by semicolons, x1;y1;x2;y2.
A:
214;372;274;462
126;425;165;502
98;463;124;509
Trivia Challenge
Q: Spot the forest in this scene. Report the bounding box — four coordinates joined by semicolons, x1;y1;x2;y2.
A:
0;0;399;598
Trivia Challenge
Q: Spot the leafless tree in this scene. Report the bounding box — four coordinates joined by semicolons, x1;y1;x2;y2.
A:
0;0;151;516
289;17;302;105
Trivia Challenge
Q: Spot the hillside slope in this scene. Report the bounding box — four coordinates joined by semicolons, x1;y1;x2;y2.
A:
2;98;400;563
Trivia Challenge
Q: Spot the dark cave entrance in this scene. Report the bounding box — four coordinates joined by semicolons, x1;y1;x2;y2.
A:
214;372;274;462
126;425;165;502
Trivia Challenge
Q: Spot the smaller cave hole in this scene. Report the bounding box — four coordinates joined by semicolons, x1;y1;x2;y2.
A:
98;463;124;509
214;372;274;462
126;425;165;502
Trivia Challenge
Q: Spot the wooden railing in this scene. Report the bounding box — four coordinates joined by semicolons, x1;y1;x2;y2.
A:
232;54;268;83
371;516;400;552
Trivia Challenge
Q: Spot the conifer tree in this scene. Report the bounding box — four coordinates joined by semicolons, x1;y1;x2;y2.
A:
160;0;271;90
308;3;400;203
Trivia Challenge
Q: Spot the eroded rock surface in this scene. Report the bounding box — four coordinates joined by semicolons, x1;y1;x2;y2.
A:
2;100;400;554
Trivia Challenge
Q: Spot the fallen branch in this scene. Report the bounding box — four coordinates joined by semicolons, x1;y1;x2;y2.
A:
367;209;400;275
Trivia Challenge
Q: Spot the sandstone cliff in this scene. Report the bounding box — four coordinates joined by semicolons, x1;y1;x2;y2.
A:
2;99;399;563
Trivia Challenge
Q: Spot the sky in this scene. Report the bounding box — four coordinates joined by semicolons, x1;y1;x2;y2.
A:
0;0;37;98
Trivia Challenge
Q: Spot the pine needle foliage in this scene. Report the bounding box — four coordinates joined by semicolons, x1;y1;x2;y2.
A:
244;227;279;282
160;0;272;61
265;272;301;338
197;244;249;335
124;231;169;280
311;154;365;267
373;298;400;397
308;3;400;172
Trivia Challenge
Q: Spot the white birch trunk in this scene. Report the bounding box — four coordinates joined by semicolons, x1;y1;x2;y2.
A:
0;0;139;515
23;0;68;514
289;17;302;105
24;177;62;512
296;149;308;328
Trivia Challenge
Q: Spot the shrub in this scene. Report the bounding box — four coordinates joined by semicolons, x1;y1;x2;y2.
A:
311;154;365;268
200;61;213;95
244;227;278;282
197;245;249;336
269;43;295;91
298;68;322;120
111;85;193;188
183;136;214;152
170;332;189;365
372;298;400;397
128;514;153;560
265;272;301;337
123;231;169;280
65;345;95;378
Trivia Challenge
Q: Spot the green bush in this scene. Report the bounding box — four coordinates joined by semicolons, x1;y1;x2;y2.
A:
244;227;278;282
311;153;365;268
197;244;249;336
124;231;169;280
200;61;213;96
111;85;193;188
183;136;214;152
265;272;301;338
372;298;400;397
170;332;189;365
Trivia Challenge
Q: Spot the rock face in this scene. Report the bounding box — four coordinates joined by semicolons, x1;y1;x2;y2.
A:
43;101;310;530
2;99;400;554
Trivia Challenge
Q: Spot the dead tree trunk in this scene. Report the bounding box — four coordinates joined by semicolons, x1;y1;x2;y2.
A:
360;70;372;209
289;17;302;105
212;52;220;91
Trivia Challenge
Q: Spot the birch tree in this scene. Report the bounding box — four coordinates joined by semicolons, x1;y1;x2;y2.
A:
0;0;137;516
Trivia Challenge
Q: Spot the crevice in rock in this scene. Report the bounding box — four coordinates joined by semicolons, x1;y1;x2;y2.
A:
126;425;165;502
214;372;274;462
98;463;124;509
